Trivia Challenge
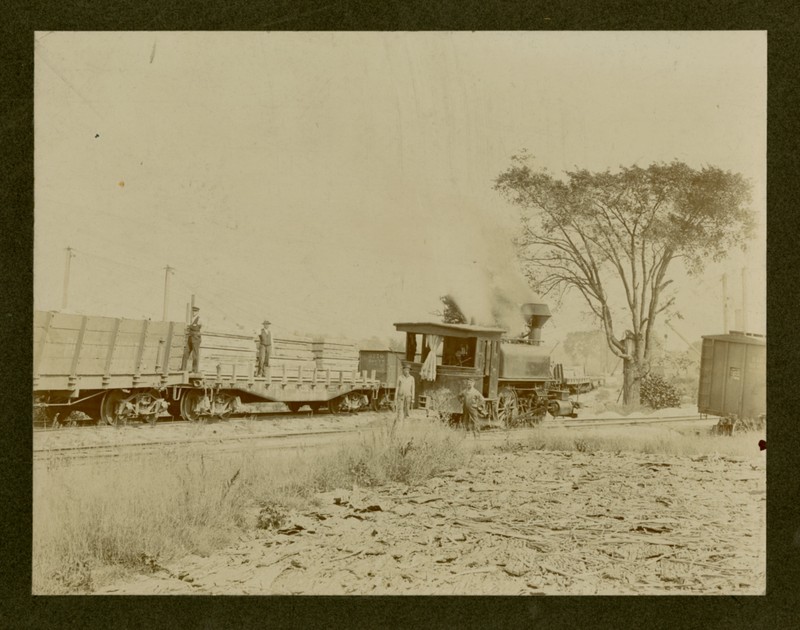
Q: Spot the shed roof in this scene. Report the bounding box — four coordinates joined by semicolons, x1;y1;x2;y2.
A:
393;321;507;339
701;331;766;346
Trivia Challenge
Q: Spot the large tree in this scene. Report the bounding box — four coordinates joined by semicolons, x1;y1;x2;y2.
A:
494;155;754;404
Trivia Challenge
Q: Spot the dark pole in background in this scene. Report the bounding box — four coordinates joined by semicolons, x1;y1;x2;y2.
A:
61;246;75;310
162;265;174;320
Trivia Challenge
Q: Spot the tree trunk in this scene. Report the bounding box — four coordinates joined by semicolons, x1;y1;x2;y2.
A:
622;357;641;406
622;331;641;406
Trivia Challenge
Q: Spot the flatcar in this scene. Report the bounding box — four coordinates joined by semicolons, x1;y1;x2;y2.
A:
393;303;577;427
33;310;379;425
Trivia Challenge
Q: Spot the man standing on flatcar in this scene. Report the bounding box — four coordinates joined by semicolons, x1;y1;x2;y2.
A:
395;363;415;425
182;306;202;373
257;320;272;376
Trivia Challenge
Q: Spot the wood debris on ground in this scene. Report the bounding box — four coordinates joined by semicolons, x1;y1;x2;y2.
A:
94;446;765;595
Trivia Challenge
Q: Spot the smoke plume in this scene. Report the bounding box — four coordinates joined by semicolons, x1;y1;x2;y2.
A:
439;198;543;335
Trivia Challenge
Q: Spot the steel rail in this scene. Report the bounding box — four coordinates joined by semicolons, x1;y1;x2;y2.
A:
33;426;363;461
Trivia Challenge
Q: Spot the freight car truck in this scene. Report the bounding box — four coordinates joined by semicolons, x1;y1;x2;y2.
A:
33;310;379;425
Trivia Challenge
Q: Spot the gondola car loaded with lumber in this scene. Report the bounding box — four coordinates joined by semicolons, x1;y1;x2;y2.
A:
33;310;379;425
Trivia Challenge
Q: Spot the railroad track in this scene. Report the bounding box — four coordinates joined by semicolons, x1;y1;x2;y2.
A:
33;426;364;463
559;414;707;429
32;411;319;432
34;410;708;432
34;411;713;463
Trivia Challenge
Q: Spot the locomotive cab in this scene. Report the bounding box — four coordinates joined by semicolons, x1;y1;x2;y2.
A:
393;321;506;418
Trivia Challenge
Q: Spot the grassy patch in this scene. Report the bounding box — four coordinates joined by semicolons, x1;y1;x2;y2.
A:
33;419;468;593
502;425;762;459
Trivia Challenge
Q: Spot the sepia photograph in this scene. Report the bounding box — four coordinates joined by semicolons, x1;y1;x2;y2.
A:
32;31;766;596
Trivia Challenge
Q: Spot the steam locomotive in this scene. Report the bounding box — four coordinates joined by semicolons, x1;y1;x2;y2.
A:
392;303;578;426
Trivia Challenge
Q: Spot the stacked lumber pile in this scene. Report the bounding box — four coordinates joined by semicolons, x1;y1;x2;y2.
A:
199;330;257;375
270;335;317;372
312;338;360;373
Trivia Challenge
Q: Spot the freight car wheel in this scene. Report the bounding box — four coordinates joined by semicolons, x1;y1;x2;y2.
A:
497;388;519;428
327;397;343;415
180;389;205;422
100;390;128;426
287;402;303;413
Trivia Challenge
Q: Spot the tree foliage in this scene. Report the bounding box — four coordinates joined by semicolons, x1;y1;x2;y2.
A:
494;154;754;403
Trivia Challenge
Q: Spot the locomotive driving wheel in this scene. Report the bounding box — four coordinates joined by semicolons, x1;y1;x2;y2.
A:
497;388;519;428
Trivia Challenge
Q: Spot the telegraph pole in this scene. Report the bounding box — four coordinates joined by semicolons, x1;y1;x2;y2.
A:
61;246;75;310
162;265;174;320
721;273;729;333
741;267;748;334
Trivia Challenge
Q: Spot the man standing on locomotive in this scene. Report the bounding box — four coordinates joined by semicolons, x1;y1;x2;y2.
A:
460;377;484;437
182;306;202;373
395;363;415;425
257;320;272;376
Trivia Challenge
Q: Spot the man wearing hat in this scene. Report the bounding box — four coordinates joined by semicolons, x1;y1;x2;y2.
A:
459;377;484;437
395;363;415;423
182;306;202;373
257;320;272;376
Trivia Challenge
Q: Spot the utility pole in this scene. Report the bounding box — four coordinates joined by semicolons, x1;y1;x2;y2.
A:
741;267;748;334
721;273;729;333
61;246;75;310
162;265;174;320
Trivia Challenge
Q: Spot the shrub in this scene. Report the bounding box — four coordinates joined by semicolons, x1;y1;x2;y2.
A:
424;387;461;424
640;373;681;409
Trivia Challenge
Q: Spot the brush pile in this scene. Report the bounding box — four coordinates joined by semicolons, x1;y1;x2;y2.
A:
640;374;682;410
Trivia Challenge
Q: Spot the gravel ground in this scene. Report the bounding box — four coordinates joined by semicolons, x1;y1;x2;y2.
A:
94;438;765;596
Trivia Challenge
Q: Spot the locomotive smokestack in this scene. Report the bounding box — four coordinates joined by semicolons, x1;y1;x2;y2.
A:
521;303;551;343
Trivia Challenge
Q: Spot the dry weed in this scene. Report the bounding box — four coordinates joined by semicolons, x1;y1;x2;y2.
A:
33;420;469;593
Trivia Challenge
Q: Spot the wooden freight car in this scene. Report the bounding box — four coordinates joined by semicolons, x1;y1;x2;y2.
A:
697;331;766;433
358;349;405;409
33;310;379;425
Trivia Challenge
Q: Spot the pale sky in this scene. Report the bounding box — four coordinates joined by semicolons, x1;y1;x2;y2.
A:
34;31;766;348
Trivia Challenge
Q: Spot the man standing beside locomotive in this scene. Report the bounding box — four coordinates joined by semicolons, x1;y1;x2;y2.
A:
257;320;272;376
460;377;484;437
182;306;202;373
394;363;416;426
